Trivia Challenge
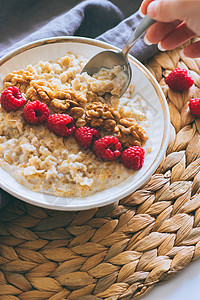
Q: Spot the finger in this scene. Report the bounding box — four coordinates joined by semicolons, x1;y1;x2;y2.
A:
139;0;155;16
145;20;181;44
183;41;200;58
159;23;196;50
147;0;196;23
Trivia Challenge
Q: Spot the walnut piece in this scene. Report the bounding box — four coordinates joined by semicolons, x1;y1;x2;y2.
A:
86;91;99;103
70;107;85;119
85;102;120;131
114;118;148;148
51;89;87;119
26;81;53;104
4;70;33;86
75;118;87;127
3;70;34;94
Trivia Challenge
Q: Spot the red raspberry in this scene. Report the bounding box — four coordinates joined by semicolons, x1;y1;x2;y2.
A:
75;126;100;149
23;100;50;125
0;86;26;111
121;146;145;170
93;136;122;161
189;98;200;117
47;113;75;137
165;68;194;92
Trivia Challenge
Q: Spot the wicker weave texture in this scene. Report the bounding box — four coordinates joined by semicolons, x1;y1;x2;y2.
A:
0;44;200;299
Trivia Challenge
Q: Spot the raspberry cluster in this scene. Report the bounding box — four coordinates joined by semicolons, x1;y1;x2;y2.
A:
0;87;75;134
0;86;145;170
2;65;199;171
75;126;145;169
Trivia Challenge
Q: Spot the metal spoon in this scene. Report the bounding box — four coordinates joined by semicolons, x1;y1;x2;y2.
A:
81;14;155;97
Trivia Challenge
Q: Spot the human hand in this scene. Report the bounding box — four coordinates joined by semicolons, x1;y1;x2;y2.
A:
140;0;200;58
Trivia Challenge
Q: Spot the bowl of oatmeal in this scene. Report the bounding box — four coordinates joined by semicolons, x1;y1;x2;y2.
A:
0;37;170;210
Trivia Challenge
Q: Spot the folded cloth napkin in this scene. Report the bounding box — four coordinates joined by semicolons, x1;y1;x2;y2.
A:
0;0;159;208
0;0;158;61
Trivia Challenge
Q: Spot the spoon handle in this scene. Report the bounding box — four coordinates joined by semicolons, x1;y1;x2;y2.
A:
122;14;155;57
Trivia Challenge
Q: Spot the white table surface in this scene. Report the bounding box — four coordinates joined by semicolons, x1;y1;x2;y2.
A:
141;258;200;300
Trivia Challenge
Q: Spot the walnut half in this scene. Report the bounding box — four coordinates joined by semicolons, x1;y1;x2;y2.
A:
85;101;120;131
51;89;87;119
114;118;148;148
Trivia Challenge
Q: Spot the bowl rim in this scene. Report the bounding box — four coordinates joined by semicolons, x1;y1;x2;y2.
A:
0;36;170;210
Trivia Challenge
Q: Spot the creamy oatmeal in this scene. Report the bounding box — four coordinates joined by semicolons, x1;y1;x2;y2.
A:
0;52;152;197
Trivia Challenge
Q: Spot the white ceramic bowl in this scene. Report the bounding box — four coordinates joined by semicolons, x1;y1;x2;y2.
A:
0;37;170;210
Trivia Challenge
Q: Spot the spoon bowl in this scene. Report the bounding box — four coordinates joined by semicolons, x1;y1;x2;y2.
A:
81;14;154;97
81;50;132;96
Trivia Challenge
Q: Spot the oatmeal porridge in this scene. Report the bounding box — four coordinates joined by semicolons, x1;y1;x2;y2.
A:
0;52;152;197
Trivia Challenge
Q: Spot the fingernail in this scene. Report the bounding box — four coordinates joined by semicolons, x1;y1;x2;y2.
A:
147;1;158;18
144;35;152;46
138;8;145;18
158;42;166;51
180;49;185;57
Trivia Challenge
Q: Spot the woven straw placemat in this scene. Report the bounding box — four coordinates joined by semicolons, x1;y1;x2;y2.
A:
1;42;200;300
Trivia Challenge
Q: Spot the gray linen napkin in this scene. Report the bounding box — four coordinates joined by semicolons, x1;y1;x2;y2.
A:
0;0;158;60
0;0;159;208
